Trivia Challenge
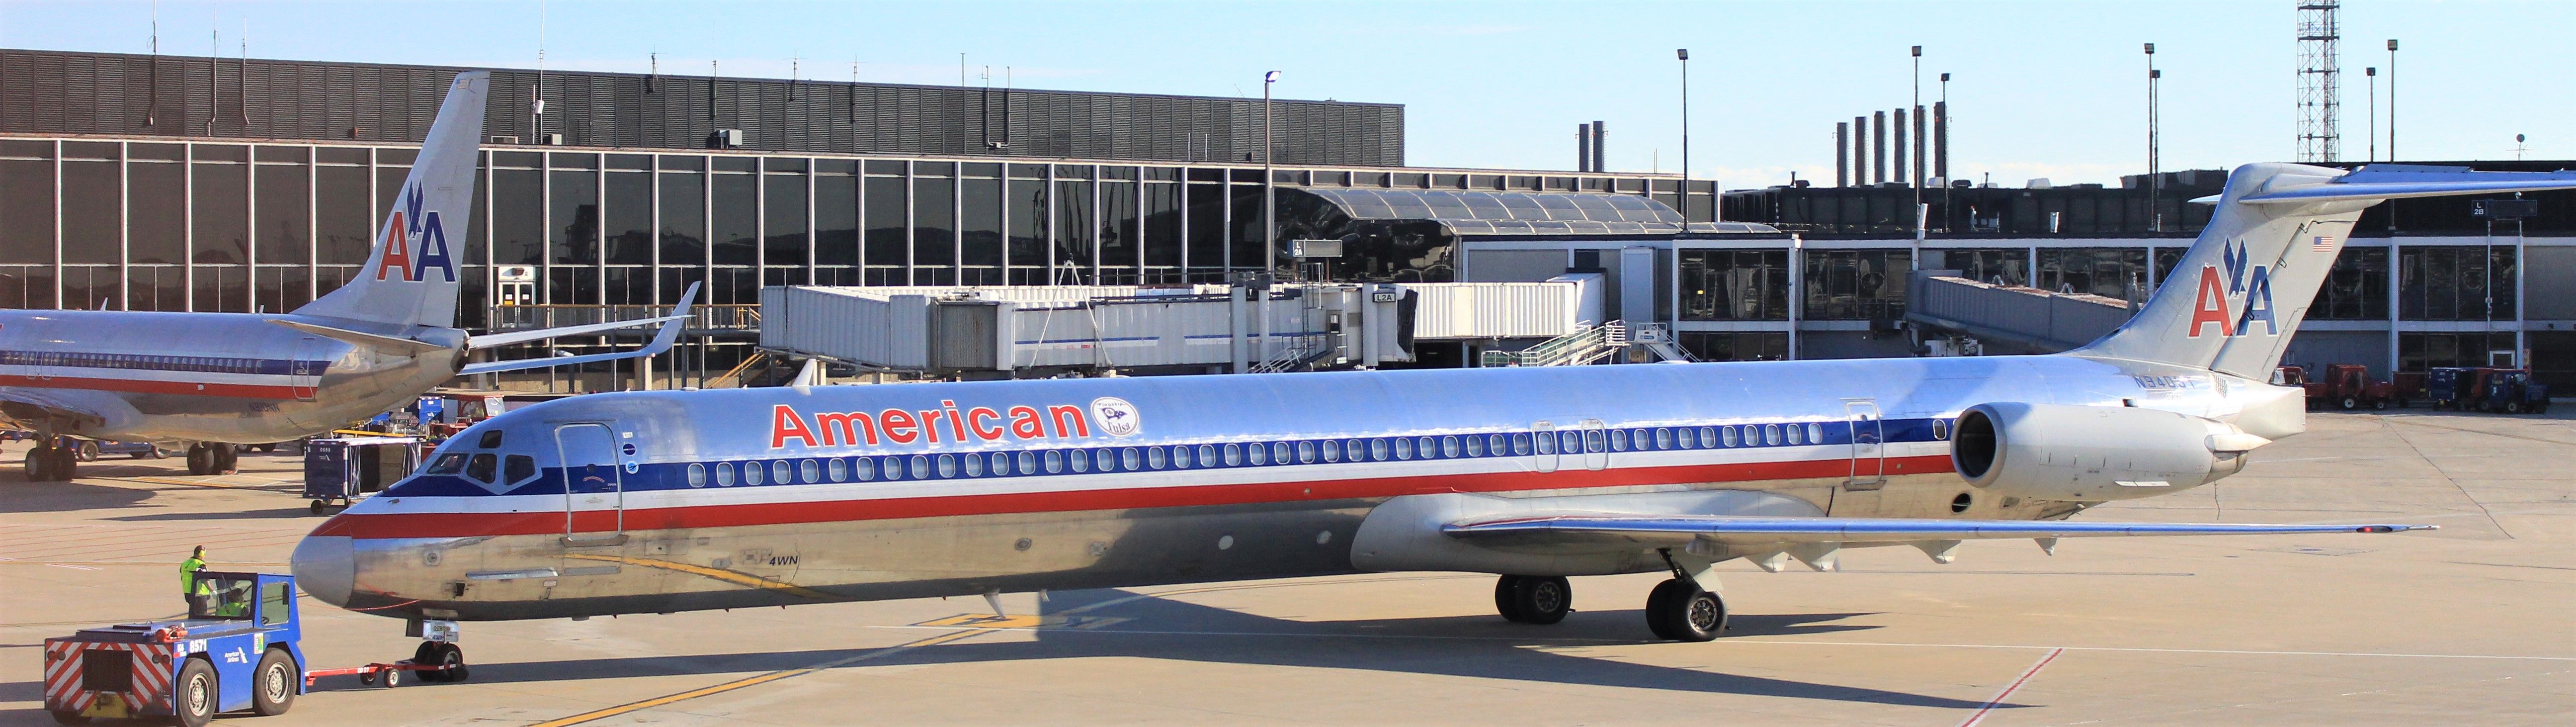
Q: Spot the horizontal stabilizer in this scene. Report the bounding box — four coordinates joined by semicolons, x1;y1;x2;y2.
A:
2239;165;2576;204
457;283;697;375
267;318;450;355
1443;514;2436;548
466;315;688;351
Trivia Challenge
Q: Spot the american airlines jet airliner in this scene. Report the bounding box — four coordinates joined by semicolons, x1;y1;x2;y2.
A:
291;158;2576;676
0;73;697;481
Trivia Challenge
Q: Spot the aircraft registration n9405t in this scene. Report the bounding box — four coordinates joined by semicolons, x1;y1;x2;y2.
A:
294;163;2575;651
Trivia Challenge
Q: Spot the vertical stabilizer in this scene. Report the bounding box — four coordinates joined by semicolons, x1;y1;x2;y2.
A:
294;72;488;329
2076;163;2576;377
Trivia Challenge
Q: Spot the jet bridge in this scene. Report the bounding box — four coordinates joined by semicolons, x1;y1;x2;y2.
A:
1904;270;2140;353
758;283;1417;377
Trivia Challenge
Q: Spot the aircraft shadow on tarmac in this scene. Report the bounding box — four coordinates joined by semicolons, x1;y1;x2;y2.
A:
0;480;155;513
450;588;2008;711
105;507;316;522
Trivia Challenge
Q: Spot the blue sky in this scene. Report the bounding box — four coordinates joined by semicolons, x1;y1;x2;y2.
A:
3;1;2566;186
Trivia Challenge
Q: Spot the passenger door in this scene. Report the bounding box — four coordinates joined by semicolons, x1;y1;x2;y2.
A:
1843;399;1886;490
1579;419;1609;471
555;423;626;543
1531;421;1559;473
289;336;324;401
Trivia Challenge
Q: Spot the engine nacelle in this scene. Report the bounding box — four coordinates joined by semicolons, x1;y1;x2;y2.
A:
1950;402;2268;502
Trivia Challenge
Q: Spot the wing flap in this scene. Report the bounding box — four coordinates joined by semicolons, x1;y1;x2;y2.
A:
1443;514;2436;549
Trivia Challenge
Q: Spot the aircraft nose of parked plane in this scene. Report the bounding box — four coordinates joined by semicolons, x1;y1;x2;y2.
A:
291;535;355;608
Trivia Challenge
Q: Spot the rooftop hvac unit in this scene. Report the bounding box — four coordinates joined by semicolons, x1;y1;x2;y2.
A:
488;135;521;145
540;133;565;146
710;128;746;149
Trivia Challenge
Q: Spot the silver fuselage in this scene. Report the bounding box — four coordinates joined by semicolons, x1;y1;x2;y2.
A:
292;353;2301;622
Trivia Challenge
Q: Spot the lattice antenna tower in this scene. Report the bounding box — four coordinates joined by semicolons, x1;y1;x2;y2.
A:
2297;1;2342;162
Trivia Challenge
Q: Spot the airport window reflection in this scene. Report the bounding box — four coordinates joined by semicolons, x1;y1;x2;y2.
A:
1933;248;2030;287
1803;250;1910;320
2036;248;2149;299
2311;247;2389;320
2400;246;2515;321
1678;250;1788;320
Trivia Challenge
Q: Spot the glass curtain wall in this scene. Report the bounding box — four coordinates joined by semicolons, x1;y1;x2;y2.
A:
2035;248;2149;300
1930;248;2028;287
2400;246;2516;321
1677;250;1788;321
1802;249;1910;320
2311;247;2390;320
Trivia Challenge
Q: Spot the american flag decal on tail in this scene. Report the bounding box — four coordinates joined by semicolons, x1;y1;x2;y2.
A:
2311;235;2339;252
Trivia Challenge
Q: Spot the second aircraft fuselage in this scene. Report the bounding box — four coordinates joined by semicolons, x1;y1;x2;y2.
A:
0;309;462;443
292;353;2302;622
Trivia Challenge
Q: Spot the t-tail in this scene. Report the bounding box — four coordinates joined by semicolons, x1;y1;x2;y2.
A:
2075;163;2576;378
293;72;489;330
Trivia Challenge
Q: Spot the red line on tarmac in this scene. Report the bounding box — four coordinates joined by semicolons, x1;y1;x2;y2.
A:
1958;646;2063;727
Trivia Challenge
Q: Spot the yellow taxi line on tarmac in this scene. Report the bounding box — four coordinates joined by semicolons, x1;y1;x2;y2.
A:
526;628;991;727
560;553;838;600
0;560;287;566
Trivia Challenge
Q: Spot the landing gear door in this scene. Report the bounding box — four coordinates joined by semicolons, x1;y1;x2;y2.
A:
1844;399;1886;490
555;423;625;543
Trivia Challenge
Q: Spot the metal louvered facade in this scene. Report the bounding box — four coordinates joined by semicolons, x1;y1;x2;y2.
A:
0;48;1404;166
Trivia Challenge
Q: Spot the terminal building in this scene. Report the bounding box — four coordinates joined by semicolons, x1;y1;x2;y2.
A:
0;47;2567;391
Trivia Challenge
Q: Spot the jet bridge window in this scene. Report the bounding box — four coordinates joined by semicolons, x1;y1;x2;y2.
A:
464;454;498;484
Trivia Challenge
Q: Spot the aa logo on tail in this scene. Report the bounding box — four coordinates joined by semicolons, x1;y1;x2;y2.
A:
2187;240;2276;338
373;184;457;283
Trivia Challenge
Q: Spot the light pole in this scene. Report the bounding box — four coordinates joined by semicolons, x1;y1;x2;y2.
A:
2365;67;2377;162
2386;39;2398;160
1676;49;1689;219
2145;43;2160;232
1910;45;1923;247
1263;70;1280;277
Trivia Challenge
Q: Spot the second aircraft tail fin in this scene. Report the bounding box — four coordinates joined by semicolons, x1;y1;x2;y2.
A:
293;71;488;330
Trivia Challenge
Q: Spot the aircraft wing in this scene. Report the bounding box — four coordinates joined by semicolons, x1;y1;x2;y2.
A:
1443;514;2436;571
0;386;127;434
456;283;699;376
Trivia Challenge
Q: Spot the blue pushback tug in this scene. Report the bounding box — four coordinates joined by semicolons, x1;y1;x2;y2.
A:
41;572;305;727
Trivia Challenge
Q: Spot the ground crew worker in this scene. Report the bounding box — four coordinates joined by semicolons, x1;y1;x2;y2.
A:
180;545;209;615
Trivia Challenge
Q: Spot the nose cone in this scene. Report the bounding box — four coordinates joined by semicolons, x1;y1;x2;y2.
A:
291;535;355;608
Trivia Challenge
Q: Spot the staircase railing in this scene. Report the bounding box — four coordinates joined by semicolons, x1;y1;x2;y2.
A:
1479;320;1630;367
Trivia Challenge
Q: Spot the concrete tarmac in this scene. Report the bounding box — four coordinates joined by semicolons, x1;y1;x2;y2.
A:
3;411;2570;726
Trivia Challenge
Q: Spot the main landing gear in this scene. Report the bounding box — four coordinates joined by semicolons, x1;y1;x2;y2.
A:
21;441;77;482
184;442;238;476
1491;550;1729;642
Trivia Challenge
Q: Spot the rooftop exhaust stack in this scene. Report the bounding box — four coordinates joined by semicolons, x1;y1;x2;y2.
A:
1577;123;1593;172
1590;121;1606;174
1835;122;1850;187
1873;111;1888;185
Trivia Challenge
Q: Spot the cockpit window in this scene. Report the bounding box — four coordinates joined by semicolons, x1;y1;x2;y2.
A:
424;453;468;475
504;455;538;486
464;454;498;483
478;430;504;449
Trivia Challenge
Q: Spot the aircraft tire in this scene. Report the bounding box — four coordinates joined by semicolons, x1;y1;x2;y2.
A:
52;450;75;481
251;648;297;716
185;444;212;475
1504;576;1572;625
211;444;238;474
1493;576;1526;622
1645;579;1725;642
23;448;50;482
173;657;217;727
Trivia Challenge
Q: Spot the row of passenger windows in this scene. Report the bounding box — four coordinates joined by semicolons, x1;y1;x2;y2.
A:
0;350;288;375
677;422;1840;488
